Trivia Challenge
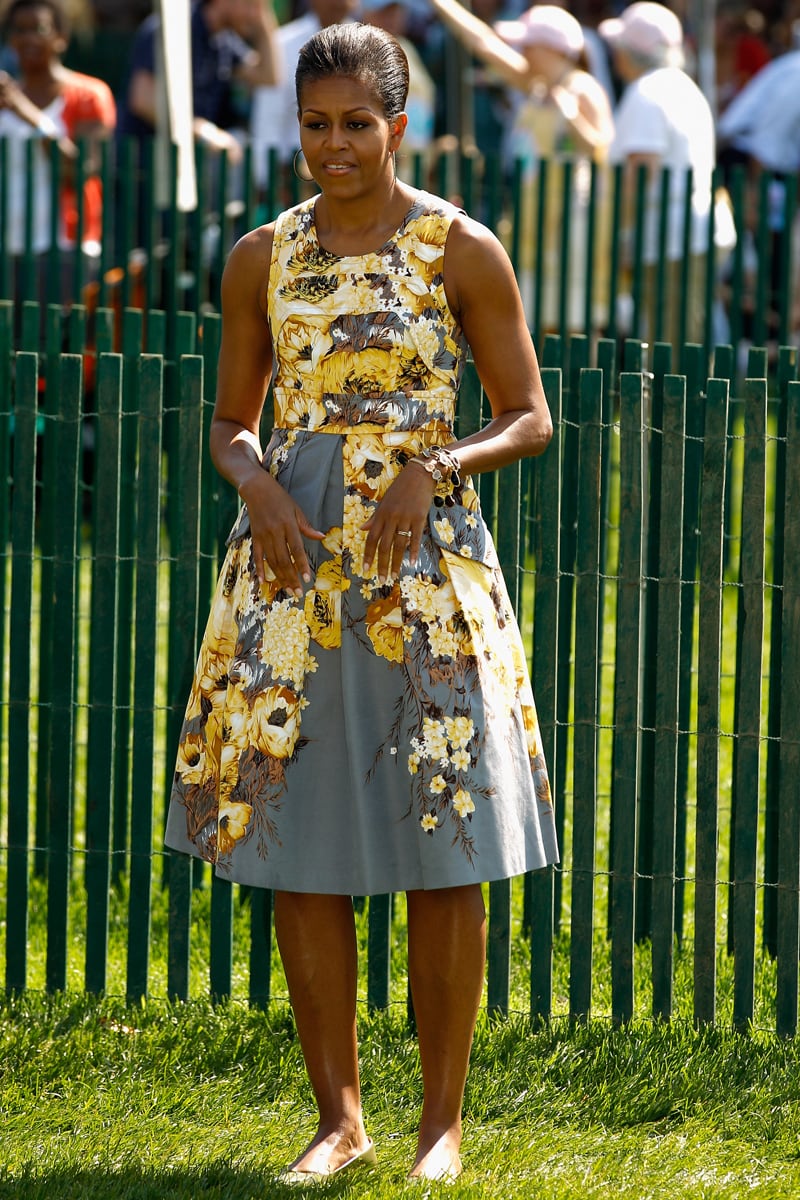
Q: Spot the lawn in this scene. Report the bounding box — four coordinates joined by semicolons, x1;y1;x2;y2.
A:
4;987;800;1199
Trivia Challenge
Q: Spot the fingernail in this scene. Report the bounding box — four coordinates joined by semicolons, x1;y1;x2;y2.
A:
303;572;311;583
293;587;303;599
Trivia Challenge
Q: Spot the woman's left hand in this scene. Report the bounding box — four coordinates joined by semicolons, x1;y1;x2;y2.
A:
361;463;435;581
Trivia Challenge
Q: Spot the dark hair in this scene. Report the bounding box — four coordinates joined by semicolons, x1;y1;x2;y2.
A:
2;0;69;39
295;23;410;123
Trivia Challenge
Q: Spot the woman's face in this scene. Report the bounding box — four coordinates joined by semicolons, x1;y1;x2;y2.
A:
5;4;65;72
298;74;405;196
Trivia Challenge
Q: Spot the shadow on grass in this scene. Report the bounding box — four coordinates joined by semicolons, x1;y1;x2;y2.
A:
0;1162;417;1200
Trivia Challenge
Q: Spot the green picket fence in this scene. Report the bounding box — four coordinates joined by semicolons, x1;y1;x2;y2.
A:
2;136;797;360
2;315;800;1032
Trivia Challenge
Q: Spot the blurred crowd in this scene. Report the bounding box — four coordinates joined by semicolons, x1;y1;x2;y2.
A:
1;0;799;344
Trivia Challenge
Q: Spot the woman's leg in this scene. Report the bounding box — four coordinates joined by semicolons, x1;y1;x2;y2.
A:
273;891;372;1172
406;884;487;1180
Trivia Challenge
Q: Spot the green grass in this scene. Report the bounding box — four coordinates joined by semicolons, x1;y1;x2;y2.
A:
4;988;800;1199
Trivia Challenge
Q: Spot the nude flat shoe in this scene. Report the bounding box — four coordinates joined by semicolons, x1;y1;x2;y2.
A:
278;1139;377;1185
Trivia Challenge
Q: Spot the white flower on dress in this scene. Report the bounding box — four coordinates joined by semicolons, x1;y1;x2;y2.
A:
430;774;447;795
421;812;439;832
452;788;475;817
450;748;471;772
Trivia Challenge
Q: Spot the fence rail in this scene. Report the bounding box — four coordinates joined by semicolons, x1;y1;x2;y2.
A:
2;318;800;1033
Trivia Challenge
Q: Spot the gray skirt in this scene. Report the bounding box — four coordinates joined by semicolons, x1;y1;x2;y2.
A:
164;428;559;893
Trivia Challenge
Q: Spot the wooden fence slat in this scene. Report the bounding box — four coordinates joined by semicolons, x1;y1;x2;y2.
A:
164;356;205;997
529;368;561;1022
126;355;164;1001
776;380;800;1036
569;369;602;1020
5;352;38;993
45;354;83;993
731;377;767;1030
111;308;144;881
674;345;706;939
367;895;392;1012
610;372;644;1025
249;888;274;1008
764;347;798;955
651;374;686;1020
84;353;123;994
0;302;12;733
488;458;523;1014
693;377;730;1026
210;873;233;1001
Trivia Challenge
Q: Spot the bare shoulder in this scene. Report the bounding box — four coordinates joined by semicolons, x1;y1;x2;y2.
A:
222;222;276;318
443;212;519;320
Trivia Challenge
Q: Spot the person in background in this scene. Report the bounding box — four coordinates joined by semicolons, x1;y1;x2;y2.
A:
714;1;771;116
716;46;800;347
0;0;115;288
599;1;717;347
427;0;614;333
117;0;281;166
165;21;558;1184
249;0;357;198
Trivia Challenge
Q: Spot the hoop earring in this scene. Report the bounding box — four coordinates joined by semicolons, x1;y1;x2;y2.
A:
293;149;314;182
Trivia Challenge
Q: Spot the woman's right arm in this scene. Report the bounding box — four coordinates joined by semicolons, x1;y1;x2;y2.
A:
427;0;532;91
212;227;323;594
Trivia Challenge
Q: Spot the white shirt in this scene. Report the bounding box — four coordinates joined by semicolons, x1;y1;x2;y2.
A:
717;51;800;173
609;66;715;260
250;13;320;187
0;98;68;254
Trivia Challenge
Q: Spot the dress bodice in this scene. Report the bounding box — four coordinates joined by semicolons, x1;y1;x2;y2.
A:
267;191;468;436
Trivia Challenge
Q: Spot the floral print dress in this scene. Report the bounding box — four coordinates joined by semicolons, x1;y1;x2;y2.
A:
164;190;559;894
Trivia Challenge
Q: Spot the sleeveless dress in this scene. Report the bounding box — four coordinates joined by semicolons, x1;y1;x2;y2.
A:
164;190;559;894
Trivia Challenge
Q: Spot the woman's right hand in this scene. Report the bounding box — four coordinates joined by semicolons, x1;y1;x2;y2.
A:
240;469;324;595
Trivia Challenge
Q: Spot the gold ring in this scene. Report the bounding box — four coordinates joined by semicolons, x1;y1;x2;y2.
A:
397;529;412;538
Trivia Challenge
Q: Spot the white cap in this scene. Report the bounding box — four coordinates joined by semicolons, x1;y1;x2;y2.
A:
494;5;584;59
599;2;683;60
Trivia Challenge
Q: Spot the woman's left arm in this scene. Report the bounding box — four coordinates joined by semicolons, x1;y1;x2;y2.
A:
442;214;553;472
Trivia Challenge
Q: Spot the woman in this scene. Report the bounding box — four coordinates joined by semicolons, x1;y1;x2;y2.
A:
165;22;558;1184
428;0;614;332
0;0;115;280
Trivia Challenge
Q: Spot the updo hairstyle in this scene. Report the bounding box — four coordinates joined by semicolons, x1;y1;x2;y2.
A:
295;22;410;123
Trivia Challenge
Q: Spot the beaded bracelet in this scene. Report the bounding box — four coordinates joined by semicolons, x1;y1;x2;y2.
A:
407;445;462;504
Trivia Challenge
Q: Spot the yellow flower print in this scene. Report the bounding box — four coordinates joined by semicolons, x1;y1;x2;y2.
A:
259;599;315;689
322;526;343;556
434;516;455;545
176;730;207;785
403;623;415;642
408;752;420;774
451;748;471;772
421;812;439;832
343;434;396;499
304;558;348;650
364;588;404;663
452;788;475;817
430;774;447;795
217;799;253;855
279;387;329;430
460;546;473;558
465;514;478;528
427;623;460;659
249;686;303;759
445;716;474;749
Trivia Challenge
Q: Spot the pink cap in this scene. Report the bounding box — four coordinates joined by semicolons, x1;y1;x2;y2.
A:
494;5;584;59
599;2;683;57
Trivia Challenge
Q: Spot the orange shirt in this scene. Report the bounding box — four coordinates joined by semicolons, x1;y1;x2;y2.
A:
60;71;116;246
